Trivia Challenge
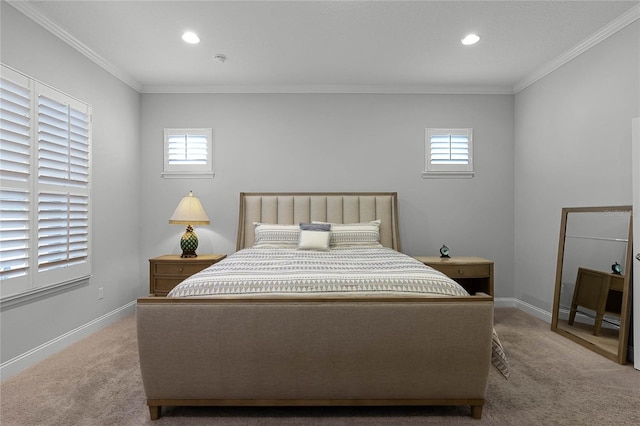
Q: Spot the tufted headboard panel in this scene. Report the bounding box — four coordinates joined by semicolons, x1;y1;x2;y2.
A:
236;192;400;252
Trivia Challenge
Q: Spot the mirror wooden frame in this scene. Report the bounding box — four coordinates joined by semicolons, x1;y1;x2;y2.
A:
551;206;633;364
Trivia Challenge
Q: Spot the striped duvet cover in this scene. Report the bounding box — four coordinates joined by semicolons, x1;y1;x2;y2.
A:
168;247;468;298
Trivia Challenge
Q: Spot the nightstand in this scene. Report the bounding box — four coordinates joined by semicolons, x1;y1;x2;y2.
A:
149;254;226;296
414;256;494;298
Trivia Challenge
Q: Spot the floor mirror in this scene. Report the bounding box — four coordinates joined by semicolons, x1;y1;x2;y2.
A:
551;206;633;364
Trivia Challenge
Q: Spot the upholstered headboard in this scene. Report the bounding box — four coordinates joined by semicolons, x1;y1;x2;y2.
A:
236;192;400;251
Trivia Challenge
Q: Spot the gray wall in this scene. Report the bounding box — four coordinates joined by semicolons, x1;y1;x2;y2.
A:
0;4;142;364
514;21;639;314
5;2;637;379
139;93;515;297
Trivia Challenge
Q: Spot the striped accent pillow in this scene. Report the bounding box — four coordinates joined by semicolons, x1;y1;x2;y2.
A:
253;223;300;248
314;220;382;248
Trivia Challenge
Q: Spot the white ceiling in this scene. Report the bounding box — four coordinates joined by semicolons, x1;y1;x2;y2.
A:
11;0;640;93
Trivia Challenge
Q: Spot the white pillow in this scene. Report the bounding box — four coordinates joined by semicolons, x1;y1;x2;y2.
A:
297;229;331;251
313;220;382;248
253;223;300;248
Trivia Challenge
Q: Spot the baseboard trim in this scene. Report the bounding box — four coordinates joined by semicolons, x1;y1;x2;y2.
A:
495;296;552;322
0;300;136;381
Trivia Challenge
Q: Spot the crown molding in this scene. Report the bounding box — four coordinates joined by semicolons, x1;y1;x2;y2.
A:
514;4;640;94
140;84;515;95
7;0;142;92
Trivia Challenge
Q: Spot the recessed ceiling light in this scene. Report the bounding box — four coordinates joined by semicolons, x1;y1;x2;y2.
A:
182;31;200;44
461;33;480;46
213;54;227;63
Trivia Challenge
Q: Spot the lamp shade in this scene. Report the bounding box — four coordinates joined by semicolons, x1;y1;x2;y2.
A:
169;191;210;225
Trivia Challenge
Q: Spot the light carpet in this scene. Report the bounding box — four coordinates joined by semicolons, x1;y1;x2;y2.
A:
1;308;638;425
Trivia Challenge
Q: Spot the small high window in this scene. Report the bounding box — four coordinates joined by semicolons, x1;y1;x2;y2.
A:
422;128;474;179
162;128;214;178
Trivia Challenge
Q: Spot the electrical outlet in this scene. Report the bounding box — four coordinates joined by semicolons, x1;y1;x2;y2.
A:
98;287;104;299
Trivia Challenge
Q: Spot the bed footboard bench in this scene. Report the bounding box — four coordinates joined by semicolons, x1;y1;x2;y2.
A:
137;295;493;420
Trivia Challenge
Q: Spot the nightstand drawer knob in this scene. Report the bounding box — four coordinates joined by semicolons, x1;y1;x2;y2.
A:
459;269;464;274
179;267;184;272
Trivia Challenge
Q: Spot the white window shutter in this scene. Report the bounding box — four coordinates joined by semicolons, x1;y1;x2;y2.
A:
0;188;30;281
0;76;31;183
163;128;214;178
430;134;470;165
1;72;31;283
69;108;90;185
168;134;208;165
423;128;474;178
35;85;91;282
38;95;89;187
37;192;89;271
0;65;92;297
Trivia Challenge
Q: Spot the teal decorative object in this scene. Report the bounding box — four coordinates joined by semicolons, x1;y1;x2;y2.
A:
180;225;199;257
611;262;623;275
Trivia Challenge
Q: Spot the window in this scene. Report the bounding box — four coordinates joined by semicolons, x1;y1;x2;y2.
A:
1;65;91;299
162;128;214;178
422;128;474;178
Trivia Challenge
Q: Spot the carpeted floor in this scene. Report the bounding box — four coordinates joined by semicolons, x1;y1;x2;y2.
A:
1;308;638;425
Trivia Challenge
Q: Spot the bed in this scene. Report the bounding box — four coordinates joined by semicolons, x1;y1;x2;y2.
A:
137;192;506;420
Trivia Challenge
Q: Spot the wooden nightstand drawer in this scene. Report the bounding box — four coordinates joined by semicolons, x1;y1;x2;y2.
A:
154;262;209;277
149;254;226;296
154;277;185;294
432;263;491;278
414;256;494;297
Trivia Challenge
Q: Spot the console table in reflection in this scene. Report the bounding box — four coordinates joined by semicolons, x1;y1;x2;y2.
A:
568;267;624;336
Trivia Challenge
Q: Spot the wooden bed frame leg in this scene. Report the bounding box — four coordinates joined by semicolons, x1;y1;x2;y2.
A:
148;405;161;420
470;404;483;419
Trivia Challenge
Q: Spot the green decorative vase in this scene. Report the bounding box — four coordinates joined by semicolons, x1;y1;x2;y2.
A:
180;225;199;257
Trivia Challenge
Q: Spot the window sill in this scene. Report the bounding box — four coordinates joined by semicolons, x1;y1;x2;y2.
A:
422;171;475;179
161;172;215;179
0;275;91;311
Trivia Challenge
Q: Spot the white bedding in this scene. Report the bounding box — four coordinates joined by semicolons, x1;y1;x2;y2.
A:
167;247;510;379
168;247;467;298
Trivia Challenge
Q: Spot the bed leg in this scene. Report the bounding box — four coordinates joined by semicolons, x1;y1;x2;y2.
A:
148;405;161;420
470;404;483;419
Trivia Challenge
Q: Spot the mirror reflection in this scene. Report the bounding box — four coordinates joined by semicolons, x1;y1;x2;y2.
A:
552;206;633;364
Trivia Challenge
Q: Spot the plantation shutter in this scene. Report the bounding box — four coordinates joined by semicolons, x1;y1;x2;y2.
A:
1;65;92;296
430;134;470;165
168;134;208;165
162;128;213;177
424;128;474;177
0;77;31;182
36;89;90;276
38;95;90;187
0;72;31;282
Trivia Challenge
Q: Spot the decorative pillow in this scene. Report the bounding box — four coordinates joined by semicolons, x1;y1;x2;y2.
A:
300;222;331;232
253;223;300;248
313;220;382;248
297;229;331;251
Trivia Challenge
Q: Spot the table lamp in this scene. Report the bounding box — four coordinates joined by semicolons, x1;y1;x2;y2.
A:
169;191;210;257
